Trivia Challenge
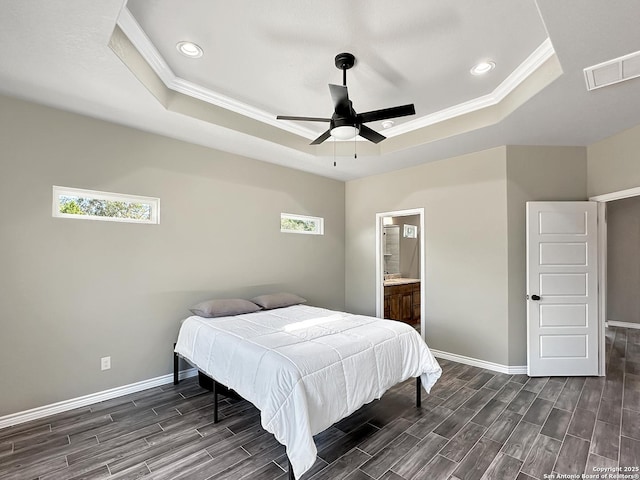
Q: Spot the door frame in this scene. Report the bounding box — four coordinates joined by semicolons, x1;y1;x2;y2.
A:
375;208;425;337
590;185;640;376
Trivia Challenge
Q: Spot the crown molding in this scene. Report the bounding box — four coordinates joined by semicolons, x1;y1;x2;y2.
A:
386;38;556;137
116;7;318;140
116;3;555;146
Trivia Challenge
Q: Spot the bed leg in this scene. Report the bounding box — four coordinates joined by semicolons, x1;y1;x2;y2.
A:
288;457;295;480
213;379;219;424
173;343;179;385
416;376;422;408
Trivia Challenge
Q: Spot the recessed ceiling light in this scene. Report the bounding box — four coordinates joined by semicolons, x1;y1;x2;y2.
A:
381;120;394;129
176;41;203;58
470;60;495;76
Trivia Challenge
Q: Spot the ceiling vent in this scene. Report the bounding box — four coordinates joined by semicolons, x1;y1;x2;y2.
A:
584;50;640;91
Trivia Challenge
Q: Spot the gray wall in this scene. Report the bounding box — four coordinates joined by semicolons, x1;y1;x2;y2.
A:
607;196;640;325
345;145;589;368
586;122;640;325
399;215;420;279
346;147;511;365
588;123;640;197
3;86;638;418
505;146;588;365
0;94;345;417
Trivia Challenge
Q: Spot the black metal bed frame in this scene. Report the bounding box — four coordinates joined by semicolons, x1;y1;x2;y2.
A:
173;344;422;480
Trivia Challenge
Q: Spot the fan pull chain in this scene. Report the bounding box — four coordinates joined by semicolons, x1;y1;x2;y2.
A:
333;137;337;167
354;128;357;159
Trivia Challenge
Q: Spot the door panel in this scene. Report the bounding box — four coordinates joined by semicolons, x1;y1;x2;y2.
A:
539;273;587;296
526;201;599;376
401;292;412;322
539;243;587;265
539;304;587;327
539;335;587;357
538;211;587;234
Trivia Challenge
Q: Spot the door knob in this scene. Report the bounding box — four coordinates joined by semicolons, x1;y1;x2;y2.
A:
531;294;541;301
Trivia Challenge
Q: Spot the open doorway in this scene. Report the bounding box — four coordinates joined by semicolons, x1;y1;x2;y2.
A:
375;208;425;337
591;186;640;375
604;196;640;329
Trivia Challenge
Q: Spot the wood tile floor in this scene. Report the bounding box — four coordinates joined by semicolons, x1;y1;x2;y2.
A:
1;326;639;480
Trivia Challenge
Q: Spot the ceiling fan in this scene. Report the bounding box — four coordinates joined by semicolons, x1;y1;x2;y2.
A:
277;53;416;145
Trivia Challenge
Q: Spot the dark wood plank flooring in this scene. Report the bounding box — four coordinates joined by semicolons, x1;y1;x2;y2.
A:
1;326;639;480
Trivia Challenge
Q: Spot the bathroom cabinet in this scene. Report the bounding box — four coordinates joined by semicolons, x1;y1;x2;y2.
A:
384;281;420;326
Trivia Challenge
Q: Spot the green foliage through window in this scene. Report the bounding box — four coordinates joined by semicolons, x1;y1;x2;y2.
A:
53;186;159;224
59;195;151;220
281;217;316;232
280;213;323;235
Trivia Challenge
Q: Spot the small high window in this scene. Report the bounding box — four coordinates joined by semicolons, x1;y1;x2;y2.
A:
52;186;160;224
280;213;324;235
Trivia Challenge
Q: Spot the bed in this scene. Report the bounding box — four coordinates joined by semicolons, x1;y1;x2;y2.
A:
173;302;441;479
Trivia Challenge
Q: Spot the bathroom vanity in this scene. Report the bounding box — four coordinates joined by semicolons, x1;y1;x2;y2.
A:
383;278;420;326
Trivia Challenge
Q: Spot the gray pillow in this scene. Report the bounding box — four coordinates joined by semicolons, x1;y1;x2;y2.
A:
189;298;261;318
250;292;307;310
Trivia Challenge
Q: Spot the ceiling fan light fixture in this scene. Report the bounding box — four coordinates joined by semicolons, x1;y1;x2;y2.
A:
330;125;359;140
276;52;415;145
176;41;203;58
381;120;394;129
470;60;495;76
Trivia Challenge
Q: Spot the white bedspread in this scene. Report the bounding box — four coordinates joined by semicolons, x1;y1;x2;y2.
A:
174;304;441;478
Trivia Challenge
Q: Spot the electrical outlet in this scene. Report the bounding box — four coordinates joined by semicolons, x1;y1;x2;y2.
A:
101;356;111;371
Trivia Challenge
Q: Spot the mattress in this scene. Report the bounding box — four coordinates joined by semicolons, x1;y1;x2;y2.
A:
174;304;441;478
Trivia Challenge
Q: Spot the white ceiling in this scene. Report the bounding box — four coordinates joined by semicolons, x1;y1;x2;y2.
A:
1;0;639;181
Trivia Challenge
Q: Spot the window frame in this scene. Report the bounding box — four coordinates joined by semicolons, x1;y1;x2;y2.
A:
280;213;324;235
52;185;160;224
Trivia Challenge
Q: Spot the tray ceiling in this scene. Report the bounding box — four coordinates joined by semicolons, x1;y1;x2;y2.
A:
1;1;639;180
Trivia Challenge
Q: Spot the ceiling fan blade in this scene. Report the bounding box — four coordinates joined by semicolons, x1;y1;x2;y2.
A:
276;115;331;122
359;125;386;144
310;129;332;145
329;84;350;113
357;104;416;124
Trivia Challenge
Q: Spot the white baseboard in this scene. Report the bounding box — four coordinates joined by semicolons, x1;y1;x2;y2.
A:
430;349;527;375
0;368;198;430
0;350;529;430
607;320;640;330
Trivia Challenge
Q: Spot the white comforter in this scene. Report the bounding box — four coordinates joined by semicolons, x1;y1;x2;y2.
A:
174;304;441;478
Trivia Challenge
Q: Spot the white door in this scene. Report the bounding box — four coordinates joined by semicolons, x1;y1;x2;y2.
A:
526;202;599;376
